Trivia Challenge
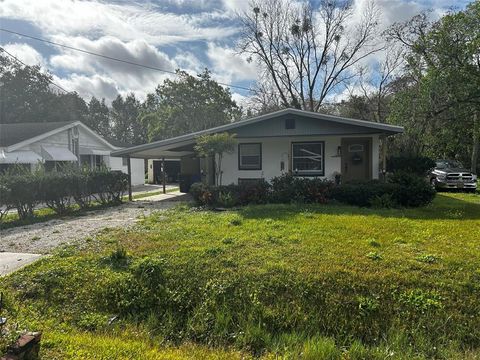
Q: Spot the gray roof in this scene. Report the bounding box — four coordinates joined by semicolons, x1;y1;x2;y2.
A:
0;122;75;147
111;108;404;158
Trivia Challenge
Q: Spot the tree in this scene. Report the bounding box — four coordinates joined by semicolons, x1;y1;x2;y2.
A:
388;3;480;170
0;54;88;124
238;0;380;111
142;69;241;141
86;97;110;137
194;133;236;186
110;93;146;145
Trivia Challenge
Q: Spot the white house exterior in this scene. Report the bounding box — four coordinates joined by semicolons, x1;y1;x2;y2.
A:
111;109;404;192
0;121;145;185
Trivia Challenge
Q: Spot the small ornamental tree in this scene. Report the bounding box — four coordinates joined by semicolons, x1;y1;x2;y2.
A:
194;133;236;186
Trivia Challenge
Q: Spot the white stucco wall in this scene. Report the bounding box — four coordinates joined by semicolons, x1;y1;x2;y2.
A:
220;135;379;185
109;157;145;186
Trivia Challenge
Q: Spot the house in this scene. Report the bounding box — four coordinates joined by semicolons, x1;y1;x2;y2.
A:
111;109;404;192
0;121;145;185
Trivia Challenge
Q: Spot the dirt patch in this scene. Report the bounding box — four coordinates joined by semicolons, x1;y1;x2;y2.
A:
0;193;189;254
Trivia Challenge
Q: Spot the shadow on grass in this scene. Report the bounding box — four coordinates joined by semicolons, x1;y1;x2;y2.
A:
237;193;480;221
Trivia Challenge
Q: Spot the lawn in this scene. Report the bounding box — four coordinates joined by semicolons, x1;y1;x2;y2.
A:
1;192;479;359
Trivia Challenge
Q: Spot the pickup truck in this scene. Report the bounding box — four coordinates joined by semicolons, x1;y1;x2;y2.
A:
429;160;477;192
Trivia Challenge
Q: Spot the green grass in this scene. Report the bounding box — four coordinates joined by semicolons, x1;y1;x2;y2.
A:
1;192;479;359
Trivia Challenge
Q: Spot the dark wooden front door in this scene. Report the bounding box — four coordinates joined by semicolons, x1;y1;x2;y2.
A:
341;138;372;182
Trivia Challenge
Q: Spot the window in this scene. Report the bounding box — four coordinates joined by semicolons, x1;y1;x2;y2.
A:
285;118;296;129
80;155;92;168
122;157;128;166
292;142;324;176
238;143;262;170
94;155;104;169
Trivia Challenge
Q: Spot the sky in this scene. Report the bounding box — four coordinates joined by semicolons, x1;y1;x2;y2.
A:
0;0;471;107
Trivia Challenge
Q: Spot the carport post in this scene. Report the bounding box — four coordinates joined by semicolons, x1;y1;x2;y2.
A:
162;157;166;194
382;135;387;182
127;156;132;201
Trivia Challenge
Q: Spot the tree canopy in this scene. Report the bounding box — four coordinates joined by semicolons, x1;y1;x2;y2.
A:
386;2;480;170
141;69;242;141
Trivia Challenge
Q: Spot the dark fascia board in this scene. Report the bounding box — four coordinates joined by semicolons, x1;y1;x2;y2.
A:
111;108;404;157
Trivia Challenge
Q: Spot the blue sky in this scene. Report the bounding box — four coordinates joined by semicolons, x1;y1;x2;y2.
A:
0;0;471;106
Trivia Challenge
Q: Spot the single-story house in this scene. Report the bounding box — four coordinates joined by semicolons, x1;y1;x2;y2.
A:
111;109;404;192
0;121;145;185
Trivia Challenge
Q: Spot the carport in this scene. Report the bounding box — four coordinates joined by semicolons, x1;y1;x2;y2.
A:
111;134;215;200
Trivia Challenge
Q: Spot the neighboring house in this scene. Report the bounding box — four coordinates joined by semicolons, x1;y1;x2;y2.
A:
111;109;404;191
0;121;145;185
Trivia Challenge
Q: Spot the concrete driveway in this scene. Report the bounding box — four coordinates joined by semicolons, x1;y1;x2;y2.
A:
0;252;43;276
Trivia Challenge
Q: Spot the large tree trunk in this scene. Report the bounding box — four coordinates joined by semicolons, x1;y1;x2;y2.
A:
471;110;479;173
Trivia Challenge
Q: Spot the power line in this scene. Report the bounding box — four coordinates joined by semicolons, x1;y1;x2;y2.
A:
0;28;254;92
0;46;70;94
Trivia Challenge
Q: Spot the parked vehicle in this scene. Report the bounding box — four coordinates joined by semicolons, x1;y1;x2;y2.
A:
429;160;477;192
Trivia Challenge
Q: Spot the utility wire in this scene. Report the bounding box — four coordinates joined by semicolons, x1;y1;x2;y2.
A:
0;46;70;94
0;28;254;92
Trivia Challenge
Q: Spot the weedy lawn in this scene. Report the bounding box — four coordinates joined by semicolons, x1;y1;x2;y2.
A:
1;192;479;359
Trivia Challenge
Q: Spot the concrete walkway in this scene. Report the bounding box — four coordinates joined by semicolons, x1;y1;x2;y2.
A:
0;192;190;274
0;252;43;276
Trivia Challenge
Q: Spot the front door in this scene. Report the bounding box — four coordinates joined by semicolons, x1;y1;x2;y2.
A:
341;138;371;182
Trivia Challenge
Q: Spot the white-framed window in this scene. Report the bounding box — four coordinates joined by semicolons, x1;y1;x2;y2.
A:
292;142;324;176
238;143;262;170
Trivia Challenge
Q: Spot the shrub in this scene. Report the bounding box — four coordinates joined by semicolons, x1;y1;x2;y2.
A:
90;169;129;205
69;169;94;209
270;174;333;204
387;171;436;207
190;180;271;207
0;166;129;222
190;173;434;209
237;179;271;205
0;176;13;221
387;156;435;175
1;169;42;219
39;171;74;214
190;182;214;206
329;180;396;207
331;173;435;208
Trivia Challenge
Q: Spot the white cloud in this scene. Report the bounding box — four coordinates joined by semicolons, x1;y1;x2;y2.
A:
54;73;120;102
231;91;251;108
174;51;204;74
1;43;45;67
50;36;175;77
0;0;464;104
0;0;239;45
48;36;179;101
206;43;258;83
221;0;251;14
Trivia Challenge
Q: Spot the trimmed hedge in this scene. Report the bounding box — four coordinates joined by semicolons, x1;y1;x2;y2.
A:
190;172;435;209
0;166;129;220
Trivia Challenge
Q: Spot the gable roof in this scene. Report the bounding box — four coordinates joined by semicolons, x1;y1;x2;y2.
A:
0;121;122;151
0;122;75;147
111;108;404;158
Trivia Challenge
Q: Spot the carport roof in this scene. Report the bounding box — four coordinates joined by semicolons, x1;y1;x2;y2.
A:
111;108;404;159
